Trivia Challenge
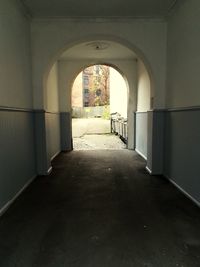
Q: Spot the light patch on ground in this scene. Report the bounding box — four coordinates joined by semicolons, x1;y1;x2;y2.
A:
72;118;110;137
73;134;126;150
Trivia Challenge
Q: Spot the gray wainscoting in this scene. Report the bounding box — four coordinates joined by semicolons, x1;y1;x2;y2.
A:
164;108;200;204
0;108;36;212
34;111;51;175
60;112;72;151
0;108;65;213
146;110;165;175
135;112;148;159
34;111;62;175
45;112;61;161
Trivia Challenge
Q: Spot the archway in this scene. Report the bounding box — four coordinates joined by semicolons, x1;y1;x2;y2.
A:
43;36;155;108
40;37;154;175
71;64;128;150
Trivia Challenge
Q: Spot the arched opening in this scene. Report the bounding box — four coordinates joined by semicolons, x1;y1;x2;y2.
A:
43;35;155;106
43;37;153;174
71;64;128;150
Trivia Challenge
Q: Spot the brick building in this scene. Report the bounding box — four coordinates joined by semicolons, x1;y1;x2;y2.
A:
83;65;110;107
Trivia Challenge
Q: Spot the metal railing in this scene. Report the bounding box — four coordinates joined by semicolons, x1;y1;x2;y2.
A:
111;112;128;144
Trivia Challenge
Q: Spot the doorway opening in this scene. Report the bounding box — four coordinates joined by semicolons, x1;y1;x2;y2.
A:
71;64;128;150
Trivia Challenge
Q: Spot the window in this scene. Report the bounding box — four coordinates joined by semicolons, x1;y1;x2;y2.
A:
95;65;100;75
84;88;89;94
83;76;89;86
96;89;102;96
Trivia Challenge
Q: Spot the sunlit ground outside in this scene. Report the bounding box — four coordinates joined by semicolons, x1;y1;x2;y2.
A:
72;118;126;150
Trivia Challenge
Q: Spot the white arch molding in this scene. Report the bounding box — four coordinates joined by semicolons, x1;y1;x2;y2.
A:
35;35;157;178
43;35;155;110
44;37;153;151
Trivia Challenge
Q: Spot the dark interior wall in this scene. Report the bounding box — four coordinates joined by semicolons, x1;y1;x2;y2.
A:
0;0;32;108
0;110;36;212
45;112;61;161
166;0;200;108
0;0;36;212
164;109;200;203
164;0;200;204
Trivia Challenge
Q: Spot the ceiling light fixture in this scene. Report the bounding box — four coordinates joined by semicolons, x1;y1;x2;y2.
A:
86;42;110;51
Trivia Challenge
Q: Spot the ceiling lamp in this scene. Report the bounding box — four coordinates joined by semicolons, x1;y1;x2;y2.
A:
86;41;110;51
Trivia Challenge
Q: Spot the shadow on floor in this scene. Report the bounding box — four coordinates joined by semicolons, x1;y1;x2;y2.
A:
0;150;200;267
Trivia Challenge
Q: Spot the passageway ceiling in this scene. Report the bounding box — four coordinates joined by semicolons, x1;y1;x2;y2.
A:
21;0;177;18
59;41;136;61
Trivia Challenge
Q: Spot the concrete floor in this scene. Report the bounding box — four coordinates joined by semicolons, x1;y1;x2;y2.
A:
0;150;200;267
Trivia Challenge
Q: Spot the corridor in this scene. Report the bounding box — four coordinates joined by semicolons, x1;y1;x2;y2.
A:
0;151;200;267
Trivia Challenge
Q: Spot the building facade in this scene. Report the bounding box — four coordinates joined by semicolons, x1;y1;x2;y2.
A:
83;65;110;107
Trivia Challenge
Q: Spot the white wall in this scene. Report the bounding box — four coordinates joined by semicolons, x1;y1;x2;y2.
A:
135;60;150;159
46;62;59;111
31;18;167;110
71;72;83;108
0;0;32;109
45;62;61;165
166;0;200;108
110;68;127;118
137;60;151;112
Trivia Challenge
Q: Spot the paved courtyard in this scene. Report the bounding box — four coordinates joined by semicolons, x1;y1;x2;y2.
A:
72;118;126;150
73;134;126;150
72;118;111;137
